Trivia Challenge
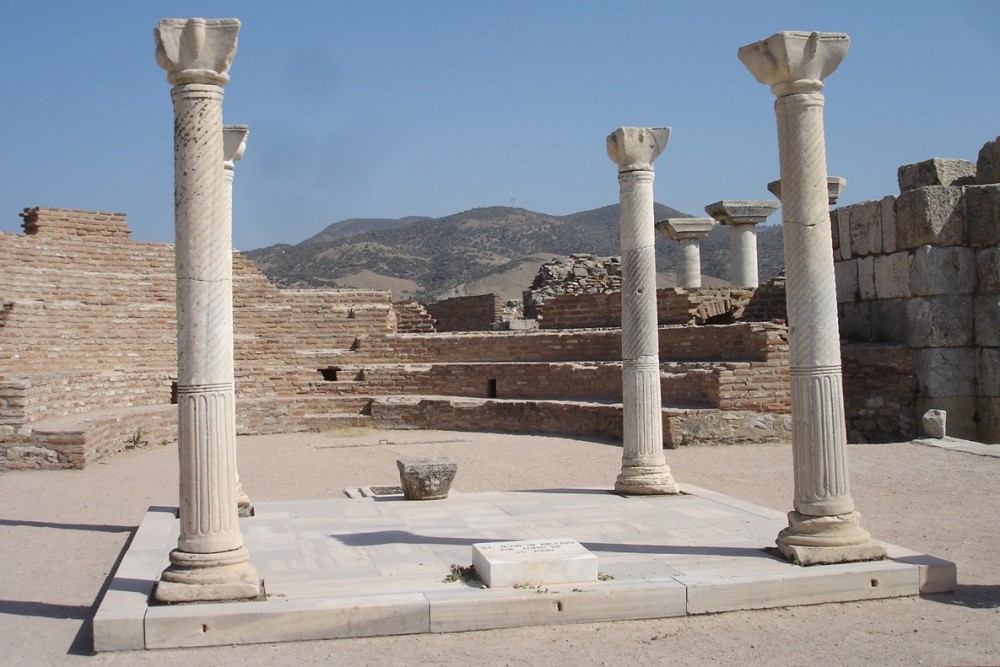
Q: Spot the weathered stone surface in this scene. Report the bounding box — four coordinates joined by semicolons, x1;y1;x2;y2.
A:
870;299;908;343
978;348;1000;397
830;209;842;260
897;158;975;193
916;396;978;441
977;247;1000;292
857;256;876;300
839;301;871;341
914;347;977;397
962;185;1000;247
976;396;1000;444
837;206;853;260
921;409;947;438
906;296;975;347
846;199;883;256
909;246;976;296
873;252;911;300
895;186;965;250
396;458;458;500
976;135;1000;185
834;260;859;303
975;294;1000;346
880;196;897;254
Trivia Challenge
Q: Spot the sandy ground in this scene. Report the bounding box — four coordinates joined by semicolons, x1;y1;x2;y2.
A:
1;428;998;666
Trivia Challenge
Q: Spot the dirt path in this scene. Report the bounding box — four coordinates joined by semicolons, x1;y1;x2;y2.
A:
1;429;997;665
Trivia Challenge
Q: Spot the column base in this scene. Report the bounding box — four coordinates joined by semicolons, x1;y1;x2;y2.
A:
615;465;680;495
776;510;887;566
155;546;261;603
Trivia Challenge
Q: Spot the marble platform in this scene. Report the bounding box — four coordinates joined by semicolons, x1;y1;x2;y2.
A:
93;484;955;651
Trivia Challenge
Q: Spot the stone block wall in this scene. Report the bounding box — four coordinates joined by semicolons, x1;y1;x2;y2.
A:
534;288;754;329
424;293;502;332
833;150;1000;442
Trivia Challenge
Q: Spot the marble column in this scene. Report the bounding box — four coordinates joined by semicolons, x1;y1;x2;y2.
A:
739;31;885;564
223;124;253;519
768;176;847;205
655;218;716;288
606;127;679;495
704;200;780;287
154;18;260;602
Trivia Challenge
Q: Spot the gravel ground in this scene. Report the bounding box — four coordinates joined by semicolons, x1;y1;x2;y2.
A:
1;428;998;666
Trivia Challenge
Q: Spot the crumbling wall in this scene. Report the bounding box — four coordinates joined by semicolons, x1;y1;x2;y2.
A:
833;147;999;443
424;293;502;332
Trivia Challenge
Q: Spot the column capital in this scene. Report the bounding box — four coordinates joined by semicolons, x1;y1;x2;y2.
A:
768;176;847;205
155;17;240;86
738;31;849;96
655;217;716;242
223;125;249;168
607;127;670;173
705;200;780;227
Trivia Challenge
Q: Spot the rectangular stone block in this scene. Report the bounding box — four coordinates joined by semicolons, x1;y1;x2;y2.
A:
979;348;1000;397
881;196;898;253
895;186;965;250
910;245;977;296
976;295;1000;346
858;256;876;300
977;247;1000;292
837;205;854;260
473;539;597;588
834;259;859;303
870;299;908;344
906;295;975;347
830;208;841;260
897;158;975;192
874;252;912;300
846;199;883;256
976;396;1000;444
916;396;978;441
914;347;977;397
962;184;1000;247
839;301;871;341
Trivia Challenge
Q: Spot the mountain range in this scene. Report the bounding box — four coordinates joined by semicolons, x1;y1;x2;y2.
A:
244;204;785;302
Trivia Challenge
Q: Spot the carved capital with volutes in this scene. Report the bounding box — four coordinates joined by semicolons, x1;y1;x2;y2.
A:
738;31;849;97
155;17;240;86
606;127;670;173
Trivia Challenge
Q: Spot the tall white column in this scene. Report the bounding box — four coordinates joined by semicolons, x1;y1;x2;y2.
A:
655;218;716;288
223;125;253;518
704;200;780;287
740;31;885;564
607;127;679;495
154;18;260;602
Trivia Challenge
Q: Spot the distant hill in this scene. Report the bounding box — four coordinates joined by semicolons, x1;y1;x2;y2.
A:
244;204;784;301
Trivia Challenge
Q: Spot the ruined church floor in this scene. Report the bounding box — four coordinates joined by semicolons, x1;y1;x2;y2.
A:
94;480;954;651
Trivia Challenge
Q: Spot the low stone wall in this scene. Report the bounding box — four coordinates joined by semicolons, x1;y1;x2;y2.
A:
425;294;502;332
534;288;754;329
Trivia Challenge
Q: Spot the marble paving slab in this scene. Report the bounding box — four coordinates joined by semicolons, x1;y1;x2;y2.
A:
93;484;956;651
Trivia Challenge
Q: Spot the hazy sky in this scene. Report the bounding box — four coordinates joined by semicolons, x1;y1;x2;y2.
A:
2;2;999;250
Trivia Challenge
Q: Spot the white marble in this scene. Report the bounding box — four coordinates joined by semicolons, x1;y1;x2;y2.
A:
472;538;598;588
154;17;259;602
656;218;716;288
704;200;780;287
740;30;885;564
606;127;679;495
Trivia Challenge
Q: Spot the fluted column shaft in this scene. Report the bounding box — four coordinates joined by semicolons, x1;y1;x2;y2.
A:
606;127;679;495
739;30;884;564
154;17;259;602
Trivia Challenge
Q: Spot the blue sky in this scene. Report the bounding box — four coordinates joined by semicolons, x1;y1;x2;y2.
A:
2;2;999;250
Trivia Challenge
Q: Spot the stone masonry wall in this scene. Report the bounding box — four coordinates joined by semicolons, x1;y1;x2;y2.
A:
425;293;502;332
832;150;1000;442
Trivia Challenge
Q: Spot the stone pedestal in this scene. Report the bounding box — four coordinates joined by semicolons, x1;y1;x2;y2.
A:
223;124;253;518
655;218;716;288
740;30;885;565
396;458;458;500
704;200;780;287
154;17;260;602
606;127;679;495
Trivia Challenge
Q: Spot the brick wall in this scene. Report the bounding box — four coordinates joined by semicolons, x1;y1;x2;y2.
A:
392;300;437;333
841;343;918;442
425;293;502;332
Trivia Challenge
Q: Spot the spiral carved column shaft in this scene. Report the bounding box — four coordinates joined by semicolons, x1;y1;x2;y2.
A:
739;31;884;564
154;17;259;602
606;127;679;495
